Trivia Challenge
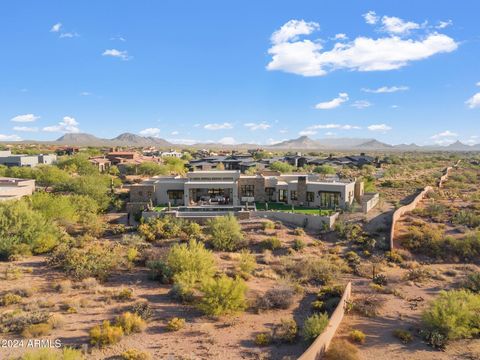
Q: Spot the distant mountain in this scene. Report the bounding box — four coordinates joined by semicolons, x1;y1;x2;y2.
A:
445;140;472;151
269;136;323;149
55;132;172;147
356;139;393;149
393;143;422;150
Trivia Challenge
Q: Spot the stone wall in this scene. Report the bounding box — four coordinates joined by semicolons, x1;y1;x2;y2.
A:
298;282;352;360
253;211;339;230
361;192;379;214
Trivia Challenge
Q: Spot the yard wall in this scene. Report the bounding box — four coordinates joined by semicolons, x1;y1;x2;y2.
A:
389;160;461;249
298;282;352;360
253;211;339;230
142;210;251;224
361;192;379;214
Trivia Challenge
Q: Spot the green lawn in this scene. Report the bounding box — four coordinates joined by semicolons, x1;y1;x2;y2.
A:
255;202;334;216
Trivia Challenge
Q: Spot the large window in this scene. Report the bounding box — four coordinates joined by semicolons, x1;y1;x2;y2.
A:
167;190;184;200
290;190;298;201
306;191;314;202
278;189;287;202
319;191;340;208
265;187;275;200
240;185;255;197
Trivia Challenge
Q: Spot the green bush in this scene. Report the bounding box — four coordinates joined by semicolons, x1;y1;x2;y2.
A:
21;323;52;338
49;242;121;281
206;214;245;251
464;273;480;293
262;221;275;231
1;292;23;306
115;312;146;335
89;320;124;347
198;275;247;316
288;256;346;285
166;317;185;331
324;340;360;360
393;329;413;344
256;285;295;311
273;318;298;343
254;332;272;346
349;329;366;344
302;313;329;342
262;236;281;250
422;290;480;347
237;249;256;278
292;238;306;251
121;349;151;360
129;301;153;321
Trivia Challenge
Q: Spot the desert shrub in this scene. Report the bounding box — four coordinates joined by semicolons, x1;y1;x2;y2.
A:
272;318;298;343
452;210;480;228
49;242;121;281
20;348;84;360
237;249;256;278
405;267;431;282
386;250;404;263
261;236;281;250
372;274;388;286
169;271;197;302
349;329;366;344
146;260;173;283
324;340;360;360
54;280;72;293
126;247;139;264
0;311;50;333
393;328;413;344
206;214;245;251
182;221;203;240
254;332;272;346
166;239;216;281
78;277;99;290
293;227;306;236
21;323;52;338
352;294;385;317
263;221;275;231
312;285;344;314
256;285;295;311
422;290;480;347
287;256;346;285
345;251;360;266
198;275;247;316
302;313;329;342
12;287;34;298
115;312;147;335
89;320;124;347
292;238;306;251
138;216;184;241
166;317;185;331
121;349;151;360
130;301;153;321
48;313;65;329
116;288;134;301
1;292;23;306
463;273;480;293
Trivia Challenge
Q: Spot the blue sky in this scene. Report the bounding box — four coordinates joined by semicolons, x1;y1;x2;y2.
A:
0;0;479;146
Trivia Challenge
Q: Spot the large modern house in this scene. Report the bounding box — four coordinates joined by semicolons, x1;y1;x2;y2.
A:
0;177;36;202
0;150;57;167
129;170;359;210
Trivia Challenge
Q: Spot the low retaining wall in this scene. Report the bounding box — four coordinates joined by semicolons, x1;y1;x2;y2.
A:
298;282;352;360
361;193;380;214
253;211;339;230
142;210;251;224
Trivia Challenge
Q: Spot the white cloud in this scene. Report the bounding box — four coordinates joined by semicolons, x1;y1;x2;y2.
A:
139;128;161;137
218;137;236;145
168;138;197;145
433;138;456;146
59;32;79;38
325;132;336;137
13;126;38;132
466;93;480;109
50;23;62;32
368;124;392;132
267;18;457;77
391;105;399;109
334;33;347;40
11;114;40;123
352;100;372;109
271;19;319;45
362;85;409;93
381;16;420;34
279;129;288;134
436;20;453;29
315;93;349;109
299;130;317;136
476;82;480;87
0;134;21;141
80;91;91;96
204;122;233;130
102;49;130;61
244;122;271;131
363;11;378;25
171;131;179;136
431;130;458;139
110;36;126;42
43;116;80;133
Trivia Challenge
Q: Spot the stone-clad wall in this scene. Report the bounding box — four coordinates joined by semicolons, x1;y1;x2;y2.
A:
253;211;339;230
298;282;352;360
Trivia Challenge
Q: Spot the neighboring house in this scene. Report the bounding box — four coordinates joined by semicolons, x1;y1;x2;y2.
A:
106;151;139;165
55;147;79;156
89;157;112;172
129;170;357;209
0;151;57;167
159;150;183;158
308;153;375;168
188;154;265;173
0;177;35;201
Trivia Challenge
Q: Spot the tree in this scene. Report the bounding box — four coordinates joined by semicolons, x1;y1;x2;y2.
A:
269;161;295;173
206;215;245;251
34;165;70;190
313;165;336;175
198;275;247;316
